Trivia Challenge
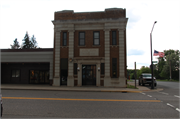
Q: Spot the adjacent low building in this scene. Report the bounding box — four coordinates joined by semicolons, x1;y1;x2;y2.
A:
1;8;128;87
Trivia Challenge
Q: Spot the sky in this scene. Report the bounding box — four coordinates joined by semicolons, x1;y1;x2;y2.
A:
0;0;180;69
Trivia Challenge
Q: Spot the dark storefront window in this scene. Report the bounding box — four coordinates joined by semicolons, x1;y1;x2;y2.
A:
79;32;85;46
112;58;117;78
93;31;100;45
112;31;117;45
12;70;20;77
63;32;67;46
60;58;68;85
74;63;77;75
30;70;49;84
101;63;104;75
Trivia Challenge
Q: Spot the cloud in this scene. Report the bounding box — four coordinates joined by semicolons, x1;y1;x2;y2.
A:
128;49;144;56
126;8;141;29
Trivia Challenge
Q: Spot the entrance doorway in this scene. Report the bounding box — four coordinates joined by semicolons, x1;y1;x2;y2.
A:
82;65;96;85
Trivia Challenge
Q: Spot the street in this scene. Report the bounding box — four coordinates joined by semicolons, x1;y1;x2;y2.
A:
1;81;180;118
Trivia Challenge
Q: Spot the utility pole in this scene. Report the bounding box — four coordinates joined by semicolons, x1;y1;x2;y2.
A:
150;21;157;89
169;52;172;81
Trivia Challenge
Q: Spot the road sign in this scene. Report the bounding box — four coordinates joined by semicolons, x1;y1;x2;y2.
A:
153;61;158;63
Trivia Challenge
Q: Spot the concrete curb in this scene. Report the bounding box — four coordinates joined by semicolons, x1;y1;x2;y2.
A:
1;87;163;93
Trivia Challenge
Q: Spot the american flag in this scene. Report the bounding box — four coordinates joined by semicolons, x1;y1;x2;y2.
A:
153;50;164;57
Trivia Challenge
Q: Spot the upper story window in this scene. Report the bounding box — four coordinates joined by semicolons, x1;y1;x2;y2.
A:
79;32;85;46
112;31;117;45
93;31;100;45
63;32;67;46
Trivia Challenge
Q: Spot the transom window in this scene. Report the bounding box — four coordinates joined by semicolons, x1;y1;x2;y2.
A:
112;31;116;45
63;32;67;46
79;32;85;46
93;31;100;45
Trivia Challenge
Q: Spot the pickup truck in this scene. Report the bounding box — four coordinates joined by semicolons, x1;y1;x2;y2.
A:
139;73;157;87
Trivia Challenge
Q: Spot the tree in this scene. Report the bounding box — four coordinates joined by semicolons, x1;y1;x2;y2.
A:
22;32;32;49
140;66;151;74
160;49;179;80
10;38;20;49
31;35;38;48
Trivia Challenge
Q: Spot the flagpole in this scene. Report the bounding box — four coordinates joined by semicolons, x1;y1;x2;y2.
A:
150;21;157;89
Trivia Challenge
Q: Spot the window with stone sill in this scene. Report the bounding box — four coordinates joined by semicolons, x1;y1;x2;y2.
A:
79;32;85;46
63;32;67;46
93;31;100;45
112;31;117;45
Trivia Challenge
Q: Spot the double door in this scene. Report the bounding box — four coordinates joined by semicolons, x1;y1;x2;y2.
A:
82;65;96;85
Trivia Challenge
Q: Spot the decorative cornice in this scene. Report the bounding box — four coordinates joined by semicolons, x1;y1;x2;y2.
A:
68;30;75;33
52;18;128;25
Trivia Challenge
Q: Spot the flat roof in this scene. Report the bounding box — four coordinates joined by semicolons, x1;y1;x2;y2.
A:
1;48;54;52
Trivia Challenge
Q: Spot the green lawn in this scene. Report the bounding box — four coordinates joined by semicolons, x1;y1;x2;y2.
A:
156;79;179;82
127;83;138;89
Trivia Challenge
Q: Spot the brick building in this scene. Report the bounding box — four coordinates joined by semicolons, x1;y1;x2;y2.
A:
1;8;128;87
52;8;128;87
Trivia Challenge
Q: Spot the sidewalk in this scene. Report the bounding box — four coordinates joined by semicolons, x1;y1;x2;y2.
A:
1;81;163;93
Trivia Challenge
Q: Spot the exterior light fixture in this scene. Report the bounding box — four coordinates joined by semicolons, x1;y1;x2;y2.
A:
98;67;100;71
69;58;73;62
77;67;80;71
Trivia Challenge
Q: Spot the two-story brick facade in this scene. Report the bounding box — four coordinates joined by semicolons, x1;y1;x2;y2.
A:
52;8;128;87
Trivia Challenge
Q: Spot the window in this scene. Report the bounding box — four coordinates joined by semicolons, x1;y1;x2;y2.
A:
74;63;77;75
12;70;20;77
93;31;100;45
112;58;117;78
60;58;68;70
101;63;104;75
63;32;67;46
79;32;85;46
112;31;116;45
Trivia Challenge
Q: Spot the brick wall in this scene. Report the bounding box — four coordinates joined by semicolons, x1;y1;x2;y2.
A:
55;9;125;20
74;30;105;57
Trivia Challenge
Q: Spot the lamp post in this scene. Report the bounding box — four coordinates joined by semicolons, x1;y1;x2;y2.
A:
150;21;157;89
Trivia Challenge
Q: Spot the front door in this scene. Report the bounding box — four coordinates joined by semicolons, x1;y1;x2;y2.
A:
82;65;96;85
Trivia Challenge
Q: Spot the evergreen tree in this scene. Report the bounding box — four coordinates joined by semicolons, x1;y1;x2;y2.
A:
31;35;38;48
22;32;32;49
10;38;20;49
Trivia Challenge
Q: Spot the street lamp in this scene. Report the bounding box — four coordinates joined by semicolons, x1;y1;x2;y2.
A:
150;21;157;89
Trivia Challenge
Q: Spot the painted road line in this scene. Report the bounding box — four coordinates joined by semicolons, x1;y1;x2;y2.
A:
176;108;180;112
101;90;142;93
2;97;161;102
159;92;169;95
147;95;152;97
167;103;175;108
141;93;146;95
174;95;180;98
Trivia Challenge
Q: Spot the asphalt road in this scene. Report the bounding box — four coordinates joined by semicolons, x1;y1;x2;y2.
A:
1;81;180;118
